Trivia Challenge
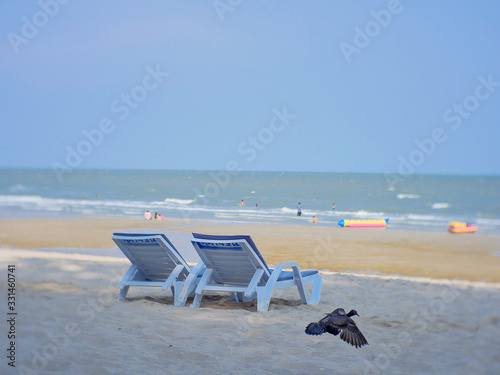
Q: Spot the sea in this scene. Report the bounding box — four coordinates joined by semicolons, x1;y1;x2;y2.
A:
1;168;499;234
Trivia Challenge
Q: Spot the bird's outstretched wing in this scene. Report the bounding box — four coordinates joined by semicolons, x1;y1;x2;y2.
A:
305;313;333;335
305;322;324;335
338;318;368;348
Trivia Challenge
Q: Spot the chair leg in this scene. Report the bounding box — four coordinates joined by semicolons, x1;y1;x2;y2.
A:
189;269;212;308
306;275;322;305
117;264;138;301
170;285;177;301
175;274;197;306
118;286;130;301
190;291;204;308
230;292;241;302
256;288;271;312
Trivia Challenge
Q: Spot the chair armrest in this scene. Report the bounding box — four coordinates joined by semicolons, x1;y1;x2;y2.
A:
190;260;205;275
269;261;302;281
118;264;138;288
161;264;185;290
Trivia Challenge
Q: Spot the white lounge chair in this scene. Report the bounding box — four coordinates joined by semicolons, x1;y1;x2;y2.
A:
112;233;204;303
176;233;322;311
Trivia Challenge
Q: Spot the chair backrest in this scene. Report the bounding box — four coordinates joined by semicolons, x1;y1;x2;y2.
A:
191;233;271;286
113;233;191;282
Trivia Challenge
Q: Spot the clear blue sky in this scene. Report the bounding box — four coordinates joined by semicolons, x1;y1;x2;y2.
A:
1;1;499;175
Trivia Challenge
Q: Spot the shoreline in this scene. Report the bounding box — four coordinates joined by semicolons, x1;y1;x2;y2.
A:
2;200;500;236
4;213;500;236
2;217;500;283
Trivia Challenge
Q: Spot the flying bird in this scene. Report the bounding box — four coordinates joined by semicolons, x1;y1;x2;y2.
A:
305;308;368;348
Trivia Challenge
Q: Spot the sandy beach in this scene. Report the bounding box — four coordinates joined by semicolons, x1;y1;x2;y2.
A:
1;217;500;374
2;217;500;282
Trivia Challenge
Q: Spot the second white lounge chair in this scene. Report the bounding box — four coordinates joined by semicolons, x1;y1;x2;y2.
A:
176;233;322;311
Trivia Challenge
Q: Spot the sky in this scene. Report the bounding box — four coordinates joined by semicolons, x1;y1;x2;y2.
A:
1;0;499;176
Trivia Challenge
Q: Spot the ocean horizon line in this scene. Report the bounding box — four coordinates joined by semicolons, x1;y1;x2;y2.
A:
0;166;499;178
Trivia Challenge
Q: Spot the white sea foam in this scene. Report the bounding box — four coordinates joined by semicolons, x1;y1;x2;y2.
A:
346;210;386;218
477;217;500;226
163;198;194;205
214;212;287;221
0;194;42;204
431;203;450;209
397;194;420;199
279;207;296;214
0;194;196;217
407;214;441;221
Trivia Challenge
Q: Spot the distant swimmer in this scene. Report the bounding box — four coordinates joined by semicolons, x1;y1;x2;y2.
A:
297;203;302;216
312;216;318;224
332;203;336;213
144;210;152;220
305;308;368;348
241;199;245;206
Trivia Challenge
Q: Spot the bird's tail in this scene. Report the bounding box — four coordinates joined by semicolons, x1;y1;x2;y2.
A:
305;322;324;335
